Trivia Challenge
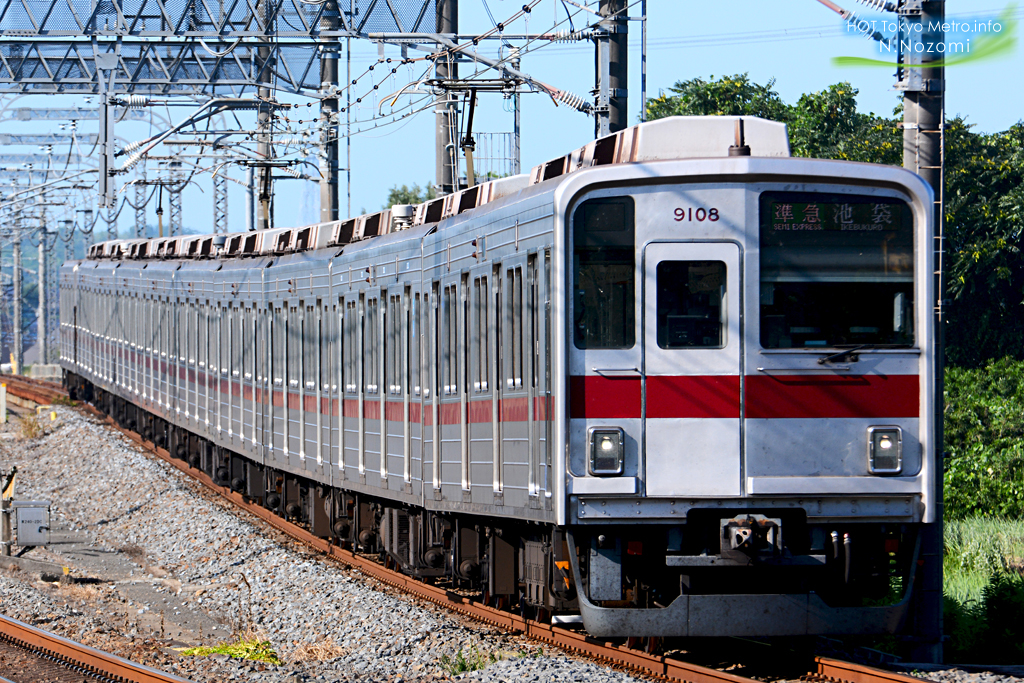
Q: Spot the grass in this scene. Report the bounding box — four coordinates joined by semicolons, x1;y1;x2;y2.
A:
17;416;47;440
438;645;542;676
181;637;282;665
291;637;346;663
944;517;1024;663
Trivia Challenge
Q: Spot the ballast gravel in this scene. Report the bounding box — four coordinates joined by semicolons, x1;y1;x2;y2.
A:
0;405;643;683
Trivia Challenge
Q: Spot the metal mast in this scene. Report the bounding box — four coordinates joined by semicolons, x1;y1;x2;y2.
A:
901;0;945;663
11;233;21;374
595;0;628;137
435;0;458;195
36;230;46;365
255;0;275;230
320;0;340;223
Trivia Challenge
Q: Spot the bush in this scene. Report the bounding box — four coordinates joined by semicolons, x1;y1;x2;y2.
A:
944;358;1024;519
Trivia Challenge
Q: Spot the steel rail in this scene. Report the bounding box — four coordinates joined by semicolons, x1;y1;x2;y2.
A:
0;613;193;683
2;377;931;683
814;658;929;683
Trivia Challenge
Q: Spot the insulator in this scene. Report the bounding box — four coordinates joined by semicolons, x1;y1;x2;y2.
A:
121;139;144;155
856;0;896;11
554;90;591;113
121;150;144;171
127;95;149;108
547;29;589;43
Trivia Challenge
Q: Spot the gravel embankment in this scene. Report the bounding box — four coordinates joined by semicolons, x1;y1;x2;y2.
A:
0;405;643;683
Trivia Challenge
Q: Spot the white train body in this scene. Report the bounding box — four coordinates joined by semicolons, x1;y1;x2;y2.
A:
61;116;935;638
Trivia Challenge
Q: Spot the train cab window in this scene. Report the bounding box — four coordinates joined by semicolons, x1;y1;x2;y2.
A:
572;197;635;349
759;192;915;349
657;261;727;349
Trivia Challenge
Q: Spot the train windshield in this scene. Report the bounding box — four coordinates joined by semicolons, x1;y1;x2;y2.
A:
759;191;915;349
573;197;635;349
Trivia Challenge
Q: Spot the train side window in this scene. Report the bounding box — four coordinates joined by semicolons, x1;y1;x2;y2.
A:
656;261;727;349
410;293;421;396
442;284;458;394
472;276;489;392
504;266;524;390
199;304;208;369
303;304;316;389
387;293;402;395
344;300;357;393
272;307;284;387
219;307;228;375
320;304;330;392
572;196;636;349
364;296;379;394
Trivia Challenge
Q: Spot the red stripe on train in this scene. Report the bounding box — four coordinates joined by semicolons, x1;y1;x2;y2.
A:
569;376;642;419
647;376;740;419
744;374;919;419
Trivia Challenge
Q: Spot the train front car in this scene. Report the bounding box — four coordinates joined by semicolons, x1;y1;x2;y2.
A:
554;117;934;637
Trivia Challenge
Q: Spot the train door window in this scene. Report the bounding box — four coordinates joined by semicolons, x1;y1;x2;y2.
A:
504;266;524;390
364;296;379;394
472;275;489;392
178;301;186;363
219;307;229;376
656;261;727;349
441;283;458;395
409;293;421;396
572;196;636;349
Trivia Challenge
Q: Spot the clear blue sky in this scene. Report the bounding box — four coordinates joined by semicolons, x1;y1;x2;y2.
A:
4;1;1021;236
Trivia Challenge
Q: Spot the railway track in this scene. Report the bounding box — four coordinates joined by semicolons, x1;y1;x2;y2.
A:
1;374;931;683
0;613;193;683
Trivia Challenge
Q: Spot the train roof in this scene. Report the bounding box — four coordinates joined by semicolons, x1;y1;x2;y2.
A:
86;115;791;262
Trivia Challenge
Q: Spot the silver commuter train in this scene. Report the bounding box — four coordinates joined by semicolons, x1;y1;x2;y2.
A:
60;115;935;638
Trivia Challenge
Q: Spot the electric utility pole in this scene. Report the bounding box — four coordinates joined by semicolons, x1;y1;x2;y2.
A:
900;0;945;663
435;0;458;195
256;0;274;230
37;228;47;365
595;0;628;137
320;0;341;223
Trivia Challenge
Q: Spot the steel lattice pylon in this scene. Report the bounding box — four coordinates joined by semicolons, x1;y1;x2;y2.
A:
169;190;182;236
0;0;436;95
213;171;228;233
135;165;147;238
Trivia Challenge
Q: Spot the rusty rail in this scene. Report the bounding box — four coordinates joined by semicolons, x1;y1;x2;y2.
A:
0;374;65;407
3;377;934;683
0;613;193;683
814;658;929;683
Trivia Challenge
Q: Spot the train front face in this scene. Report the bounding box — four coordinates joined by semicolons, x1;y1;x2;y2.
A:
559;158;935;638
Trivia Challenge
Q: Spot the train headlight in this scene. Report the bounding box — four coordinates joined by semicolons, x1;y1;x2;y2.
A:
868;426;902;474
589;427;625;476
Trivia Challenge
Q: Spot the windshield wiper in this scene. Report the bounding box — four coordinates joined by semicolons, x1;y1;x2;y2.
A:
818;345;871;365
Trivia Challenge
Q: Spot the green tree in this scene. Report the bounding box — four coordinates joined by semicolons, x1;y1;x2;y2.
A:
383;182;436;208
645;73;789;121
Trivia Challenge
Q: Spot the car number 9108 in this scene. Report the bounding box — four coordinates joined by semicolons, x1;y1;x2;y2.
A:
674;207;720;222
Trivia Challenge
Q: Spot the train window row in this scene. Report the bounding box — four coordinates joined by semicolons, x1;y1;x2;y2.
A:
62;257;547;414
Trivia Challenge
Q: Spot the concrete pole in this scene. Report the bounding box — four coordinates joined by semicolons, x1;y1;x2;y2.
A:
435;0;458;196
12;233;22;374
37;231;46;366
319;0;340;224
595;0;628;137
903;0;944;664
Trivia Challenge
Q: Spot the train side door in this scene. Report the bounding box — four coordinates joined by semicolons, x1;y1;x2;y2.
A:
642;242;742;497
